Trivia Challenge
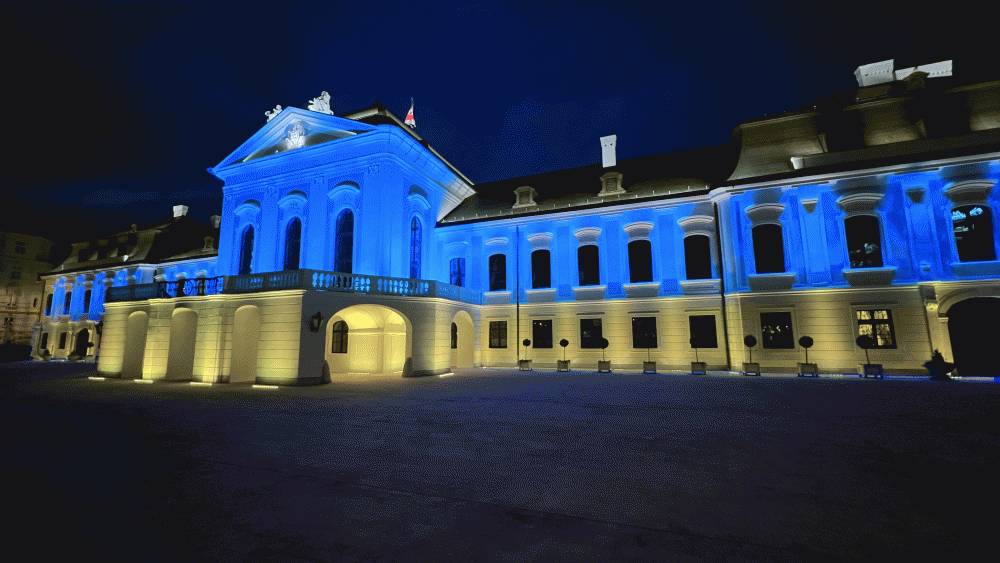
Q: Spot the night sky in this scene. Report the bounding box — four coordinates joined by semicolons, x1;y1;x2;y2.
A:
4;1;994;242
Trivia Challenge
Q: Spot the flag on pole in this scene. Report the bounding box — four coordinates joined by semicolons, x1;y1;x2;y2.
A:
404;98;416;128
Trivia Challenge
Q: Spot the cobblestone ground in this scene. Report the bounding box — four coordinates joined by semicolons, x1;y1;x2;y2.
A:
3;361;999;561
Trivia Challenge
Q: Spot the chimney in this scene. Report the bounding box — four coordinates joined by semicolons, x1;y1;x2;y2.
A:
209;215;221;229
600;135;617;168
172;204;189;218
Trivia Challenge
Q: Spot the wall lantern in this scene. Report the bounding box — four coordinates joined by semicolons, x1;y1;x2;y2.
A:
309;312;323;333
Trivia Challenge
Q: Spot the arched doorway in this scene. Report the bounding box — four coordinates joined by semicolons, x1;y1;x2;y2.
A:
230;305;260;383
72;329;90;359
325;304;411;377
166;308;198;381
948;297;1000;376
122;311;148;379
450;310;474;369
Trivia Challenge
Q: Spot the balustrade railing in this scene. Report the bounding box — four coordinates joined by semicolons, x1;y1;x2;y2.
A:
105;270;481;304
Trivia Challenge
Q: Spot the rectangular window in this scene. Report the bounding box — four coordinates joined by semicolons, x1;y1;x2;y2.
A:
856;309;896;349
761;311;794;349
14;241;26;254
489;321;507;348
631;316;658;348
58;332;67;349
577;245;600;286
688;315;718;348
532;320;553;348
488;254;506;291
627;240;654;283
580;318;603;349
449;257;465;287
531;249;551;289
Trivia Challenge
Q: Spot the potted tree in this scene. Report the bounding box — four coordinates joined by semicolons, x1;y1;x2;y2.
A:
557;339;571;372
924;350;954;381
742;335;761;376
857;335;883;379
798;335;818;377
690;338;707;375
597;338;612;373
518;339;532;371
642;343;657;374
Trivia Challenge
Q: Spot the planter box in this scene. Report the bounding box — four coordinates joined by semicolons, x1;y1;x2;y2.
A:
742;362;761;376
798;362;819;377
690;361;707;375
597;360;612;373
557;360;571;372
642;361;657;374
518;359;532;371
862;363;884;379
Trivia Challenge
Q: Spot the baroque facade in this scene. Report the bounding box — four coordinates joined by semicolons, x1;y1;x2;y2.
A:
82;65;999;383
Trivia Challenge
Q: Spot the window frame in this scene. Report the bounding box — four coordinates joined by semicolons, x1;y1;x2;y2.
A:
283;217;302;271
844;214;885;269
627;239;654;283
855;308;897;350
488;320;507;349
683;234;713;280
531;319;553;349
688;314;719;349
449;257;466;287
488;253;507;291
951;204;997;263
631;316;658;349
330;320;349;354
334;209;355;273
579;318;604;349
577;244;600;286
759;310;795;350
530;249;551;289
752;223;786;274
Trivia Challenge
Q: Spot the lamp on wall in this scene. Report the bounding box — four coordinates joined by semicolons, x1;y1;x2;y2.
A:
309;312;323;332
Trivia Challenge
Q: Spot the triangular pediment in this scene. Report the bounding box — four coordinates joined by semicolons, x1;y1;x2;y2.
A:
211;107;377;172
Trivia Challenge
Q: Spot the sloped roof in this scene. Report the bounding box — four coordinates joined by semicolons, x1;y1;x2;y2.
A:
441;145;734;224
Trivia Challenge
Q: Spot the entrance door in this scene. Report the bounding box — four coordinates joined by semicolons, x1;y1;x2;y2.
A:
72;329;90;359
948;298;1000;376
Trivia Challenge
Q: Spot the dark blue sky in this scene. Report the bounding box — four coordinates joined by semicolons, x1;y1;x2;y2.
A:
4;1;994;240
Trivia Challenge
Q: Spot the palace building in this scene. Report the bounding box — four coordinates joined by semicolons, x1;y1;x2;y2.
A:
44;61;999;382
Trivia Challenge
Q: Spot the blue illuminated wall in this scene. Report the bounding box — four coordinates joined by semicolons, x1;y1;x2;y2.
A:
716;160;1000;292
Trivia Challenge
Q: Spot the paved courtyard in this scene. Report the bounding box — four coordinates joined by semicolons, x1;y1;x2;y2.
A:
3;361;999;561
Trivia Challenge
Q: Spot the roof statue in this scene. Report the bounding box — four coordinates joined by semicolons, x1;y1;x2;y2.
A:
265;104;283;122
307;91;333;115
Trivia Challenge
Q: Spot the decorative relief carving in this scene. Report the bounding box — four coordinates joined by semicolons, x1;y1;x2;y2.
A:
265;105;283;122
307;91;333;114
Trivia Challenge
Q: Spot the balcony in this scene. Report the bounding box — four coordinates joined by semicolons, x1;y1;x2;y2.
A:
105;270;481;305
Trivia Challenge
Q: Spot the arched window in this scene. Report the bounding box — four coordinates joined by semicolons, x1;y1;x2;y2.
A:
578;245;600;286
488;254;506;291
684;235;712;279
627;239;653;283
44;294;53;316
238;226;255;275
952;205;996;262
450;322;458;349
531;249;551;289
330;320;348;353
334;210;354;273
845;215;883;268
63;291;72;314
409;217;422;279
283;218;302;271
752;224;785;274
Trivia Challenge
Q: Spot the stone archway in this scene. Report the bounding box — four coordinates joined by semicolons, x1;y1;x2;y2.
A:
324;304;412;377
947;297;1000;376
450;310;474;369
166;308;198;381
230;305;260;383
122;311;148;379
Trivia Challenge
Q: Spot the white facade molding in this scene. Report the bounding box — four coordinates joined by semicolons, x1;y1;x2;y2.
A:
836;191;885;217
623;221;654;241
944;179;995;206
677;215;715;237
574;227;602;246
526;233;553;250
744;203;785;226
484;237;509;247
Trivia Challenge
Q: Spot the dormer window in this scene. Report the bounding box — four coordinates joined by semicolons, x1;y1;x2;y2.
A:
598;171;625;197
513;186;537;209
